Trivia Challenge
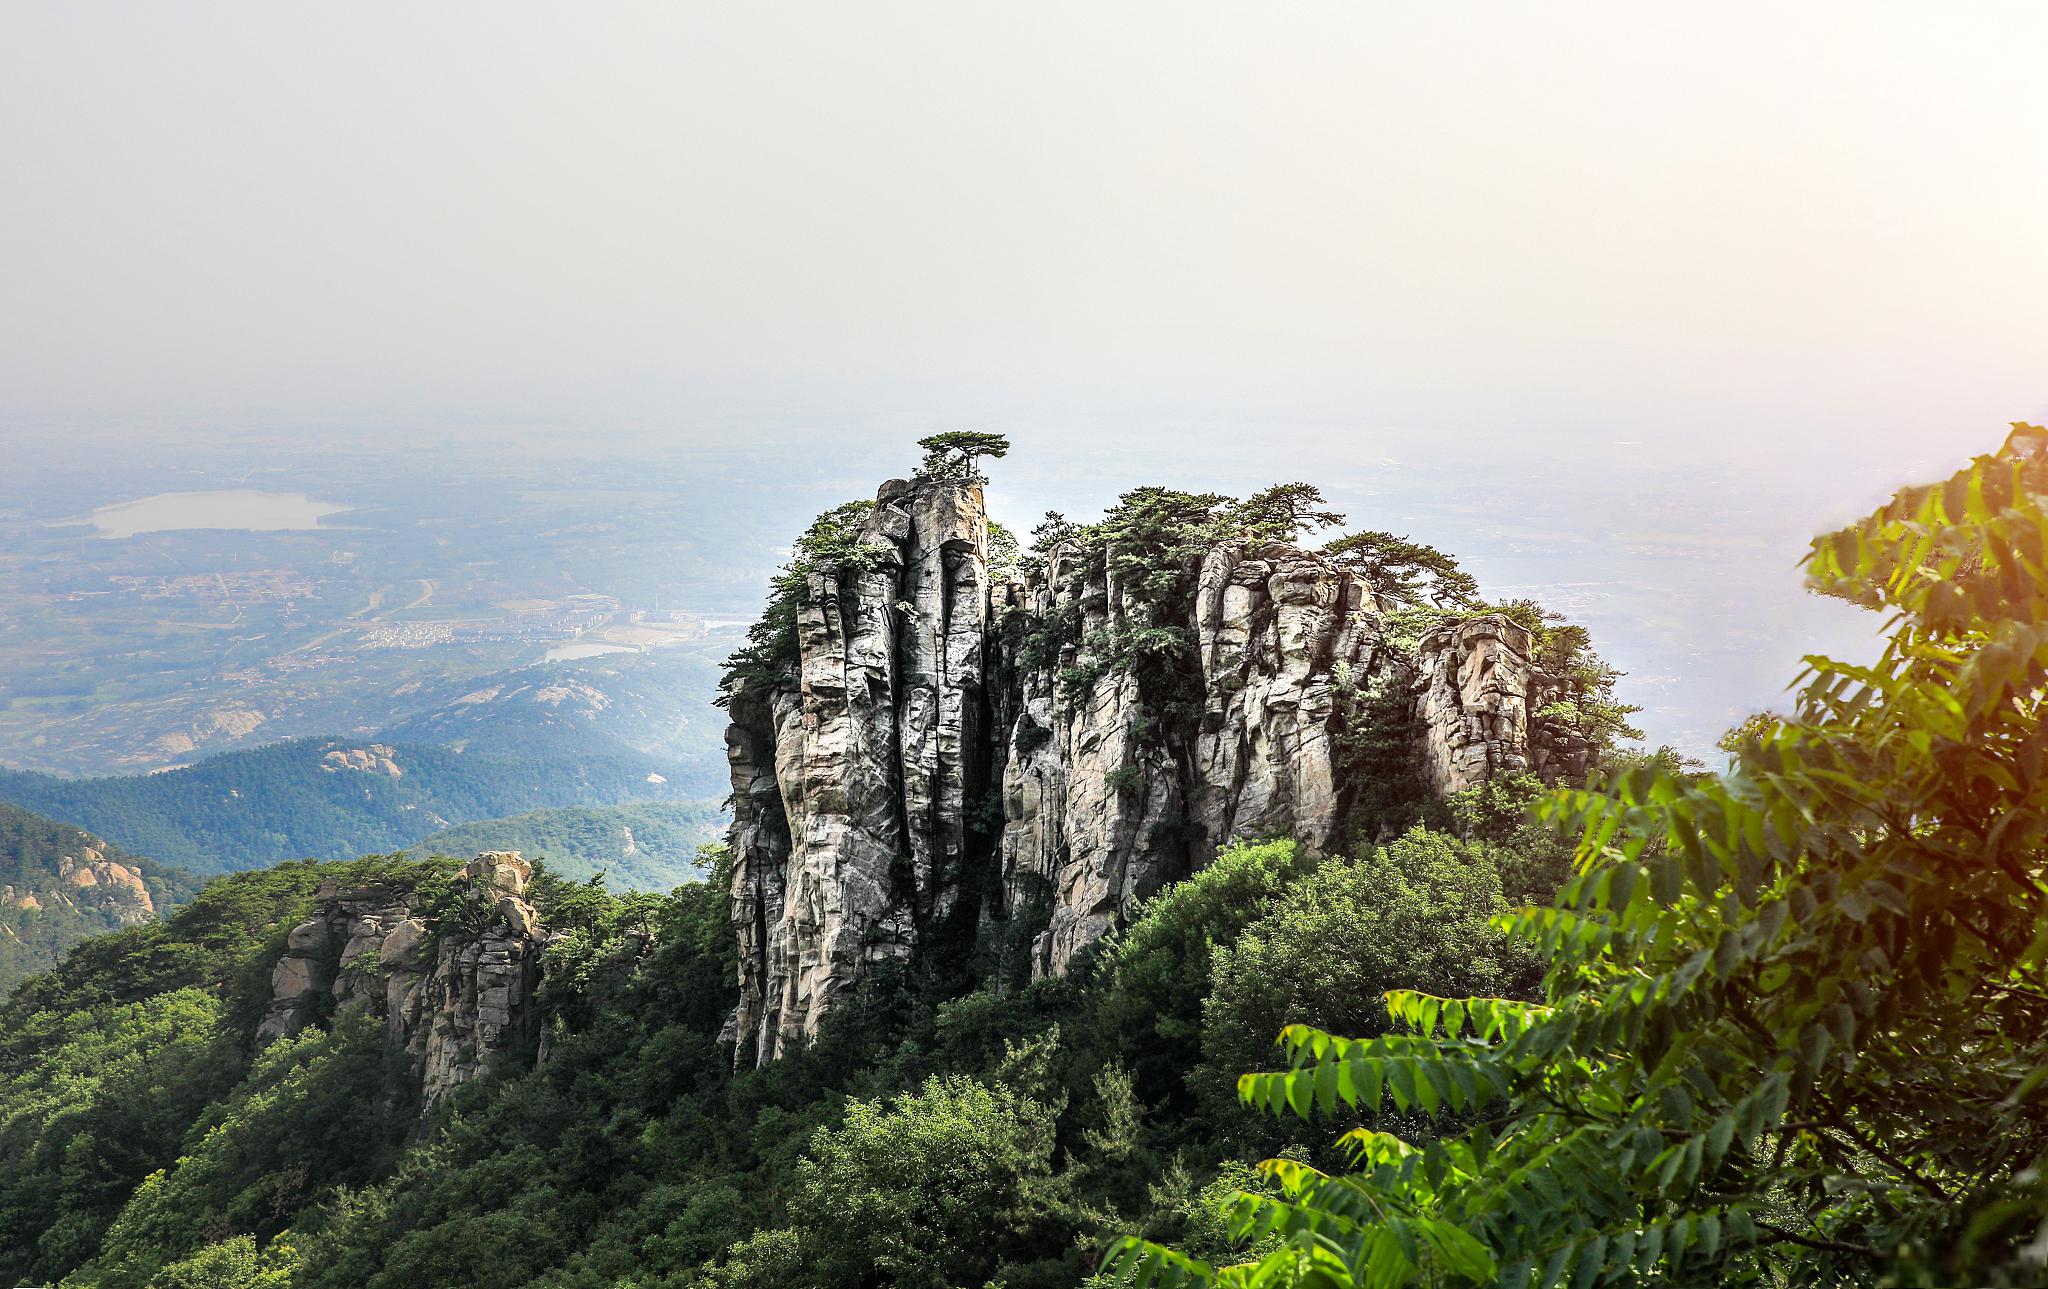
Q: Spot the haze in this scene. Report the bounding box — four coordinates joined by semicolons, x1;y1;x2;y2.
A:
5;2;2047;754
5;2;2043;448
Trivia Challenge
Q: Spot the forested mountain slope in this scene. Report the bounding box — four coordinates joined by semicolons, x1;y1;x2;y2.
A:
0;803;196;995
412;800;726;889
0;736;693;874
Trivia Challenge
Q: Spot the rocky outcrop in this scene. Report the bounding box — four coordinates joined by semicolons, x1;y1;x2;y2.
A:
52;845;157;923
727;479;989;1063
727;477;1575;1063
1412;617;1595;793
989;538;1394;979
257;851;546;1109
0;848;155;925
321;744;405;777
0;808;175;994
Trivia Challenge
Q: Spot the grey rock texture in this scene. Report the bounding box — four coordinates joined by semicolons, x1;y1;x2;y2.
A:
256;851;546;1110
726;478;1573;1062
726;479;989;1064
1412;617;1595;793
991;538;1392;980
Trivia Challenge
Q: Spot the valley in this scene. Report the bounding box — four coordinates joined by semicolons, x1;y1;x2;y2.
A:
0;436;793;777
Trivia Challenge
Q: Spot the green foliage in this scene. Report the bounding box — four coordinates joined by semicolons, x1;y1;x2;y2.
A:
86;1009;416;1289
1323;531;1479;609
0;987;233;1283
1116;427;2048;1287
1233;484;1346;542
1091;840;1320;1117
1033;509;1084;552
989;518;1025;579
1444;772;1576;907
0;738;686;875
149;1234;299;1289
915;430;1012;483
1329;662;1439;846
0;802;199;996
1070;486;1246;731
1197;830;1520;1123
735;1073;1062;1287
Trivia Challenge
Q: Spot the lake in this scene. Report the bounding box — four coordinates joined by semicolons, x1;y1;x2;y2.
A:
80;490;350;539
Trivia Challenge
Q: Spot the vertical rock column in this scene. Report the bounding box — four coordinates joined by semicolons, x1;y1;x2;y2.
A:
1411;616;1539;794
893;481;990;926
996;540;1168;978
1189;542;1383;854
995;538;1392;979
727;477;988;1064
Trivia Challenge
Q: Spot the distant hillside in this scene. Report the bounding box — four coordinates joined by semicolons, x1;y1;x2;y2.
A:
374;648;731;797
0;737;692;875
0;803;197;995
413;801;727;890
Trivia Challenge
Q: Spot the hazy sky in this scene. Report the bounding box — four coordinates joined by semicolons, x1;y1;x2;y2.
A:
5;3;2047;757
4;2;2045;462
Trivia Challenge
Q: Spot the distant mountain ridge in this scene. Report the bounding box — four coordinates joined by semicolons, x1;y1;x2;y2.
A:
0;802;197;994
412;801;726;890
0;736;693;875
372;648;731;796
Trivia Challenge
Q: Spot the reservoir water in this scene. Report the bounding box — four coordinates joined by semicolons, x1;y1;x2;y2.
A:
79;491;350;539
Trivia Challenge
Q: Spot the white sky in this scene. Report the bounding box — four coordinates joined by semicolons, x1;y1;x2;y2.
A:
4;2;2045;461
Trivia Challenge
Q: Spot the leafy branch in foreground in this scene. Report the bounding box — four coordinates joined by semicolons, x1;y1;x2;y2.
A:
1111;425;2048;1287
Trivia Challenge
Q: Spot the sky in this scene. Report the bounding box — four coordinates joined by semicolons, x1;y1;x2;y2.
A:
4;2;2047;753
4;2;2044;454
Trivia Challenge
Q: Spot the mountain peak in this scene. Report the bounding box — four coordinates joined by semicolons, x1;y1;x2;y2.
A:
724;473;1592;1064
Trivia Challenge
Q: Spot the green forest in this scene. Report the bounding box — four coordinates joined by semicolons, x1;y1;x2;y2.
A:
412;801;726;890
0;737;695;876
2;433;2046;1287
0;804;199;997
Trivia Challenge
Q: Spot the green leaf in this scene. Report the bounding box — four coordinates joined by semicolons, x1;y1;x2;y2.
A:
1387;1058;1420;1113
1704;1113;1735;1169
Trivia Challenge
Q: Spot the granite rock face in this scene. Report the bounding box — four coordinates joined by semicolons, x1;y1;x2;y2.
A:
1412;617;1596;793
726;478;1573;1063
989;538;1393;980
256;851;546;1109
51;845;157;923
726;479;989;1063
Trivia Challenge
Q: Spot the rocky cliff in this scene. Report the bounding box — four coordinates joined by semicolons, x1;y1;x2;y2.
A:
257;851;547;1108
726;477;1591;1064
3;843;157;924
0;802;191;995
